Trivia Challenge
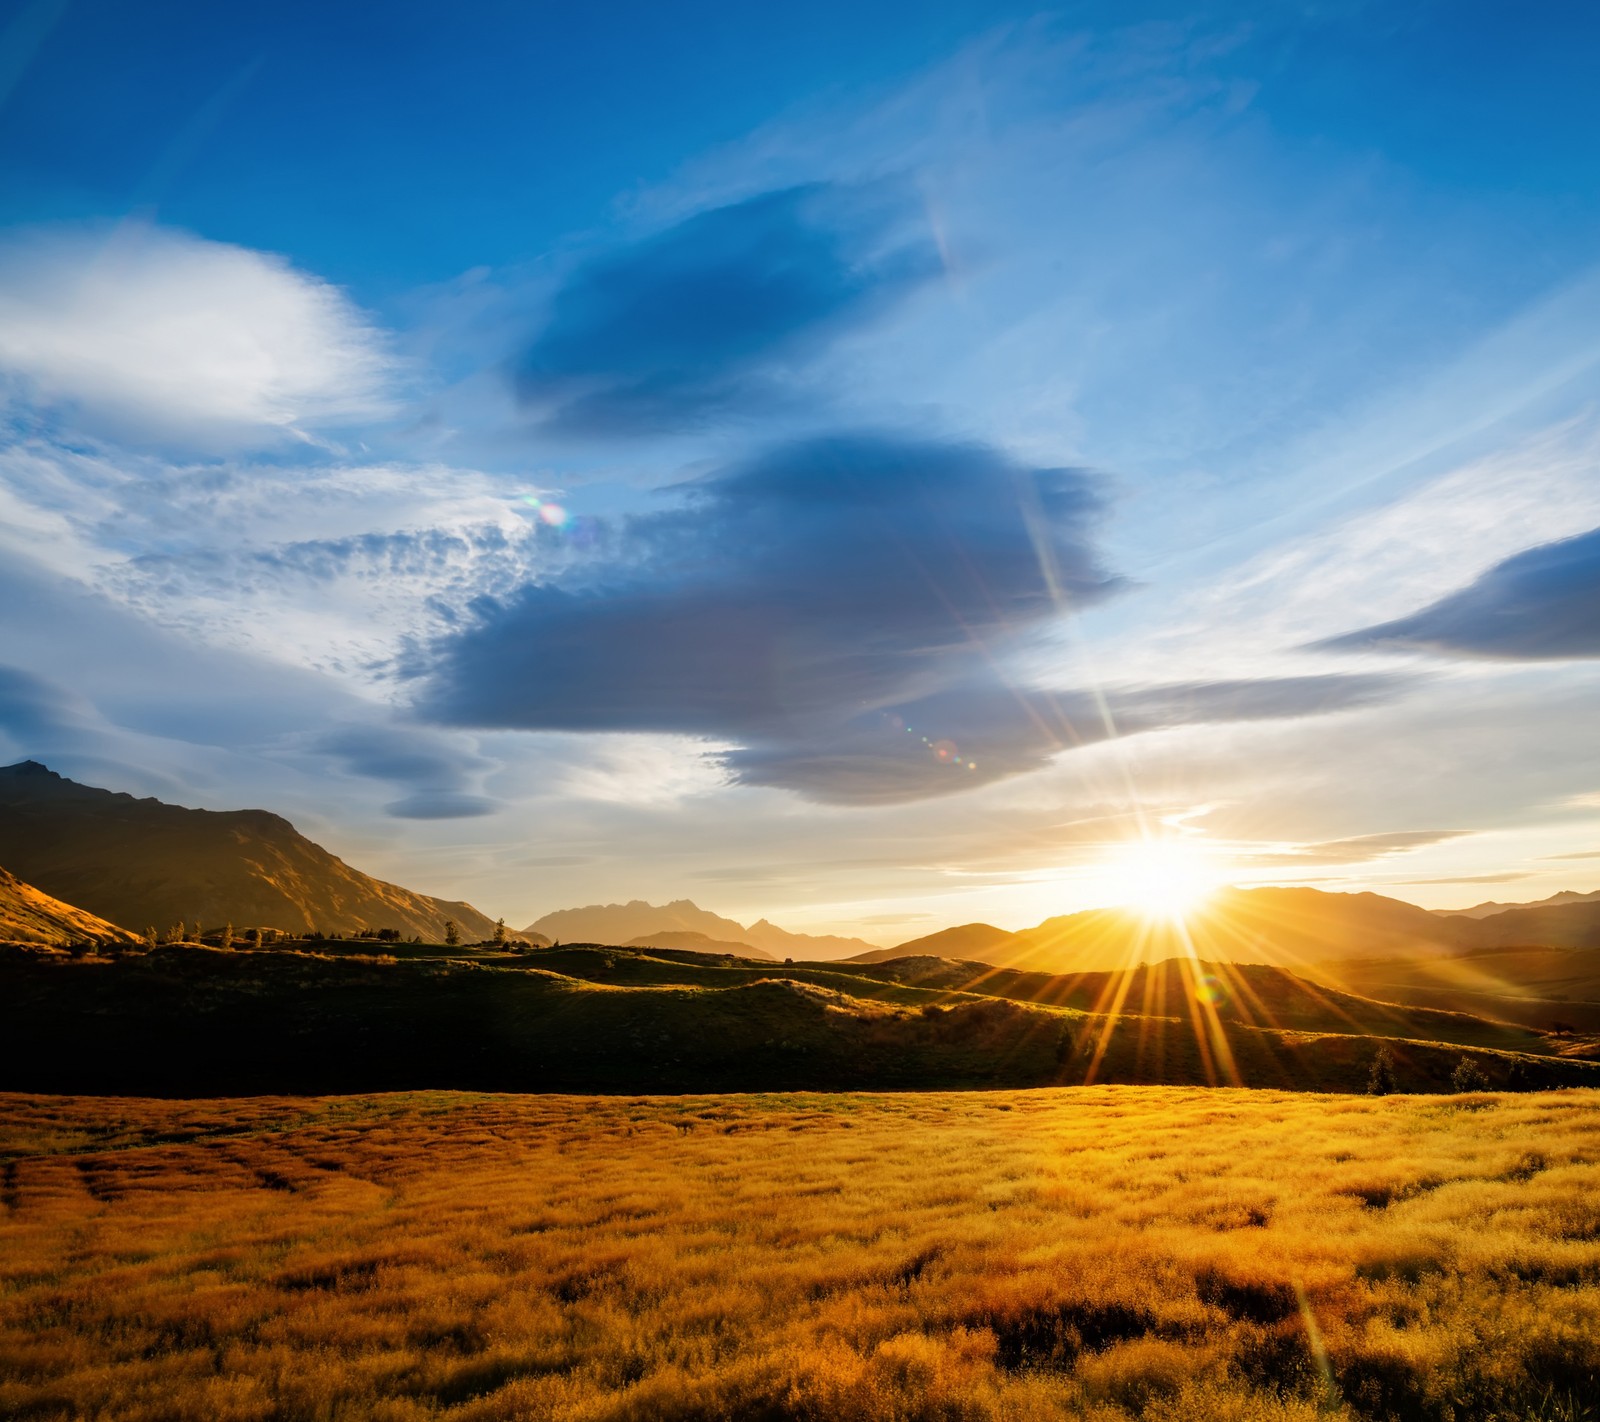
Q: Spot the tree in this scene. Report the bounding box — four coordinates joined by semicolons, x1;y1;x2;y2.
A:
221;922;234;951
168;920;185;945
244;927;262;949
1452;1056;1490;1093
144;925;158;951
493;917;507;947
1367;1046;1399;1096
444;919;460;947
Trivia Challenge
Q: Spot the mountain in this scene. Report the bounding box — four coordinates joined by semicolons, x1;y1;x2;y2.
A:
0;866;139;947
1443;888;1600;919
624;930;776;960
851;923;1011;964
0;761;498;942
525;898;876;959
979;886;1469;974
1444;898;1600;949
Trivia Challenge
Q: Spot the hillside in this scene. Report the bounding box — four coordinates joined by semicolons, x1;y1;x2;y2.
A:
0;940;1590;1096
0;866;139;947
851;922;1012;962
0;761;497;941
526;897;875;959
1320;945;1600;1033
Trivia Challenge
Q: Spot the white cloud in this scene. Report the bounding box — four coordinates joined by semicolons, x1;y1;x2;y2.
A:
0;222;397;449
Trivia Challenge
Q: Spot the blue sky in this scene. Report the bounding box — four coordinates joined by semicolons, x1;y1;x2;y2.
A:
1;0;1599;938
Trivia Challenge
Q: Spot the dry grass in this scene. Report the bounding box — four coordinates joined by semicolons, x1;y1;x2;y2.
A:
2;1088;1599;1421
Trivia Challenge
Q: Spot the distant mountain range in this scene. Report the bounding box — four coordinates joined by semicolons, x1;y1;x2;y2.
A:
624;930;777;960
859;884;1600;975
0;761;498;941
1442;888;1600;919
525;898;876;959
0;865;137;947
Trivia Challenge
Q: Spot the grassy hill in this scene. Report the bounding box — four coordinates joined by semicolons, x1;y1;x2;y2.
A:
1320;945;1600;1034
0;760;498;941
0;939;1590;1096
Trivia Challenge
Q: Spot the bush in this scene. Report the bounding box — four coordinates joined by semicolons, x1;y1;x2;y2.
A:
1452;1056;1490;1093
1368;1046;1399;1096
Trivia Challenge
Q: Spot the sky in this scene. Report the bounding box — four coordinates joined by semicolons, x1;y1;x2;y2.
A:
2;0;1599;942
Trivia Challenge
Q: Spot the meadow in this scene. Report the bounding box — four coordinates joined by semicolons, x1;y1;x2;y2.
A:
3;1088;1599;1422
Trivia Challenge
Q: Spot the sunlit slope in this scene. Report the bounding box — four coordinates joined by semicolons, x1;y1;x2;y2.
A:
0;761;497;940
0;866;139;946
845;954;1551;1052
989;886;1469;973
1;943;1593;1095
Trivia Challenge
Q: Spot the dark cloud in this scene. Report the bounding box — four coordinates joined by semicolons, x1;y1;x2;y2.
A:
384;790;496;820
515;184;940;435
317;725;496;820
420;431;1414;804
1318;526;1600;660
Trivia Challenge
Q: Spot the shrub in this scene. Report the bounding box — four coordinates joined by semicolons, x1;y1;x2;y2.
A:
1368;1046;1399;1096
1452;1056;1490;1093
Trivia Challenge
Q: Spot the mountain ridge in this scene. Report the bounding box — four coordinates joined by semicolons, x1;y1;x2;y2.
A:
0;761;498;941
525;898;876;959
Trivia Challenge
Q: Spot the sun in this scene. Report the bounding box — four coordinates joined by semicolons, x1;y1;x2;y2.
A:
1101;838;1221;923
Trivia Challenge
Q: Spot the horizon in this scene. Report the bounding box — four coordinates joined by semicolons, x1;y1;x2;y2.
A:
2;2;1599;942
5;754;1596;946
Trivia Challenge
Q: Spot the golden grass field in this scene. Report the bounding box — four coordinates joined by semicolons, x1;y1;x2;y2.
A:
3;1089;1599;1422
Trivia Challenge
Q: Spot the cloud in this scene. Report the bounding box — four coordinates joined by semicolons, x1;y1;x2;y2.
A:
722;672;1411;805
1237;828;1469;868
0;663;79;743
419;431;1412;803
0;222;396;450
316;724;497;820
515;183;939;435
1400;873;1532;885
1317;525;1600;660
